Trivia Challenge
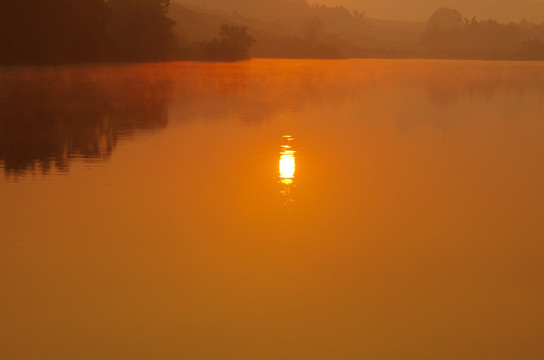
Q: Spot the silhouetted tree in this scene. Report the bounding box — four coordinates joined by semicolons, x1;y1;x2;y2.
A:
423;8;465;56
204;25;256;61
70;0;111;61
0;0;178;64
353;10;365;21
520;37;544;60
303;17;324;43
107;0;178;61
427;8;464;31
307;4;363;32
0;0;109;64
423;7;542;60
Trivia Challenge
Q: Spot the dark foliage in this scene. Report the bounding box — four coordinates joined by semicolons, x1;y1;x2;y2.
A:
423;7;544;60
180;25;256;62
520;37;544;60
0;0;178;64
107;0;178;61
0;66;173;174
203;25;256;61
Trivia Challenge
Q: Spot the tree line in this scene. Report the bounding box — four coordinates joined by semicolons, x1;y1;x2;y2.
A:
1;1;543;64
424;8;544;60
0;0;255;64
180;24;256;62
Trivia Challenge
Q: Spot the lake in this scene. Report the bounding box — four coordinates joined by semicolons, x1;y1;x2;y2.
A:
1;59;543;359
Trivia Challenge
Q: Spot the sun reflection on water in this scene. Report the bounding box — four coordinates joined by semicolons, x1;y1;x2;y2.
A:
279;135;296;207
279;135;295;183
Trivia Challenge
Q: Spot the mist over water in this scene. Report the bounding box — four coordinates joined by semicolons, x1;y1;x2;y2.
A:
2;59;543;175
1;59;544;359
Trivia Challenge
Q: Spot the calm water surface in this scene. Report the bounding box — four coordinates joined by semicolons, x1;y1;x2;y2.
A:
1;59;543;359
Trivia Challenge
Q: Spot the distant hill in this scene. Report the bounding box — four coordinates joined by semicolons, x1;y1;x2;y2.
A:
174;0;310;20
170;2;544;60
171;2;427;59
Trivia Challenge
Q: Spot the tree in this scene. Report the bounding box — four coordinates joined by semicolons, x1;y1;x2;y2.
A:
205;25;256;61
424;8;465;56
0;0;109;64
426;7;464;32
303;17;324;43
0;0;179;64
107;0;178;61
520;37;544;59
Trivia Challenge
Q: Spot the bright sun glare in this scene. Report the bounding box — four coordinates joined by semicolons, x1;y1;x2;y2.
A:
279;136;295;185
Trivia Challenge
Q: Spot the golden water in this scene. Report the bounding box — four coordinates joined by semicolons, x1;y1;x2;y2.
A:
1;59;543;359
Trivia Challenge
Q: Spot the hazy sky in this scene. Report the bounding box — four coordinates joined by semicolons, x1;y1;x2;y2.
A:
312;0;544;22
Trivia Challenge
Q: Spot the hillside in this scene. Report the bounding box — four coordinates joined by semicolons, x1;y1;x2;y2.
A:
170;3;427;58
170;2;544;60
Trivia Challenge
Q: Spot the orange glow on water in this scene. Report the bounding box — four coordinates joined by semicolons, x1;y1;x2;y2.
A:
2;60;544;360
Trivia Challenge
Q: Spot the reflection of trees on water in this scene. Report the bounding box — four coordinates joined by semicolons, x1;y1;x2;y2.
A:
420;61;544;134
422;62;544;106
0;65;174;175
2;60;544;176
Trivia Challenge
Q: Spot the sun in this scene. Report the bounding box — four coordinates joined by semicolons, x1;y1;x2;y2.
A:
279;136;295;185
